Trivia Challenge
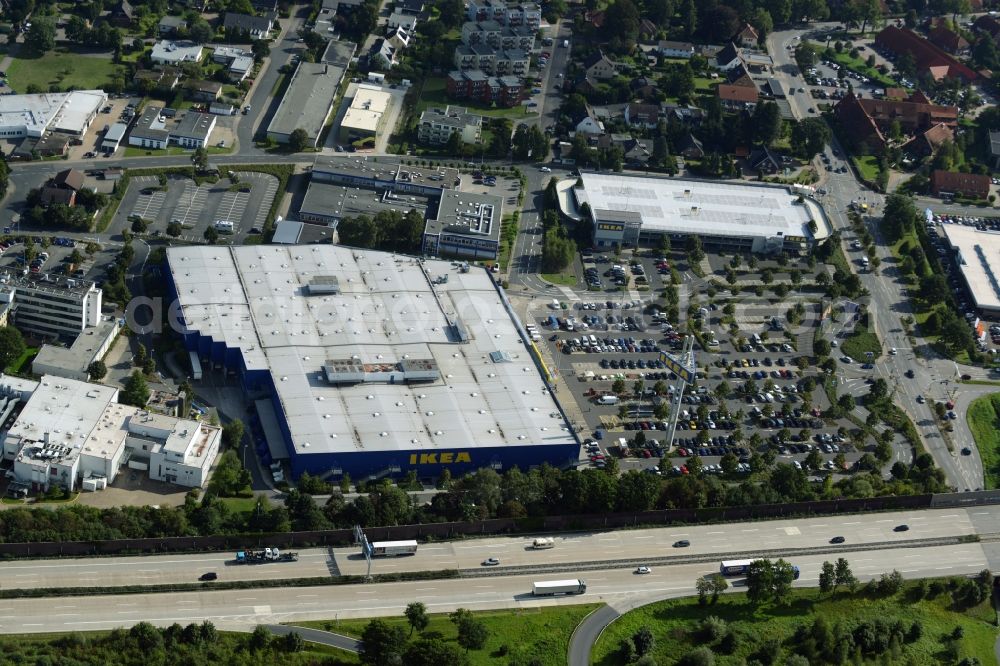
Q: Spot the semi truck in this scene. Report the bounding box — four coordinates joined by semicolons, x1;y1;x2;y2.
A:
719;559;800;579
233;547;298;564
532;579;586;596
370;540;419;557
531;537;555;549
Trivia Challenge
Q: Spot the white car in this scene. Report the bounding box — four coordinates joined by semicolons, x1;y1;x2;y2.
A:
889;348;897;355
482;557;501;566
635;566;652;574
540;166;551;172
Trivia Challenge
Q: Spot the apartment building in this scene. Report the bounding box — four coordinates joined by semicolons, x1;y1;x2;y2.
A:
0;270;102;340
453;45;528;76
417;106;483;145
466;0;540;29
446;70;523;107
461;21;535;51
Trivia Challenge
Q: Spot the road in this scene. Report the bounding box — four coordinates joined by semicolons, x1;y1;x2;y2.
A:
0;505;994;589
0;541;988;635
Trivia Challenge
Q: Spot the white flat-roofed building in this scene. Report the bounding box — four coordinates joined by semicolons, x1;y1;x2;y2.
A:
573;172;817;254
32;318;122;381
151;40;204;66
423;188;502;259
166;245;579;481
339;83;391;143
941;224;1000;316
0;91;107;139
0;269;103;339
101;122;128;153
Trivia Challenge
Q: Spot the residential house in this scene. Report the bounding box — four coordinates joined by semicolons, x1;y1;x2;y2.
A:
664;103;705;125
638;18;657;41
584;51;624;81
398;0;425;15
630;76;659;100
387;9;418;31
212;46;247;63
657;40;694;59
157;15;187;35
466;0;541;29
386;25;411;50
927;26;970;55
150;40;203;66
446;70;522;107
748;146;781;173
735;23;758;47
677;133;704;159
40;187;76;206
368;39;398;69
13;133;71;160
109;0;134;27
454;45;527;76
883;87;908;100
621;137;653;166
930;169;990;199
134;68;181;93
417;106;483;145
228;55;253;81
40;169;85;207
742;52;773;72
223;12;275;39
902;122;954;158
624;103;659;129
727;61;754;87
186;80;222;102
575;114;604;135
874;26;978;81
834;90;958;152
715;42;742;70
717;83;758;110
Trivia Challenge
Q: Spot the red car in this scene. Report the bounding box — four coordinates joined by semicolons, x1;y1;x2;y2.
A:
642;449;651;458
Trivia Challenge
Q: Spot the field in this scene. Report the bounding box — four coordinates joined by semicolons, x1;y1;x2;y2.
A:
294;604;600;666
967;392;1000;489
592;581;997;666
7;50;120;92
852;155;881;183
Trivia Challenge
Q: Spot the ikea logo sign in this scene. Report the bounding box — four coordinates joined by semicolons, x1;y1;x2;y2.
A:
409;452;472;465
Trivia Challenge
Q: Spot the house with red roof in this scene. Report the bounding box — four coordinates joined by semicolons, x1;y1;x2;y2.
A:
931;170;990;199
927;26;970;56
874;26;978;82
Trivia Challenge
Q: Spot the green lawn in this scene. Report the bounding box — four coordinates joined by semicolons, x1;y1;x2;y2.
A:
593;582;997;666
541;272;579;286
827;50;896;87
7;50;121;92
123;145;232;157
415;76;538;119
293;604;599;666
841;322;882;362
852;155;880;182
5;346;38;375
218;495;259;514
967;392;1000;489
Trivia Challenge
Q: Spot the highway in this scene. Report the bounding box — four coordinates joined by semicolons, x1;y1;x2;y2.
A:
0;542;988;634
0;506;993;589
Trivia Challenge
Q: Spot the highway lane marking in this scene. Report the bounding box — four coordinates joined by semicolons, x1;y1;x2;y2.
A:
54;606;77;609
634;536;654;539
414;588;436;592
741;529;759;532
296;594;318;598
707;532;723;535
22;624;43;627
842;522;860;525
236;598;257;601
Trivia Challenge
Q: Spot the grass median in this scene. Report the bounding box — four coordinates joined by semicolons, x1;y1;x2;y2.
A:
966;392;1000;489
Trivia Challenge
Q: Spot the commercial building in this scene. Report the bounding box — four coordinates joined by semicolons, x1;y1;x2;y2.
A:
0;91;107;139
266;62;346;147
31;318;122;381
150;40;204;66
572;172;817;254
874;26;978;82
171;111;216;148
422;188;502;259
339;83;391;144
0;375;221;492
129;104;170;149
941;224;1000;316
931;170;991;199
101;122;128;154
311;155;459;195
166;244;577;480
0;269;103;339
417;106;483;145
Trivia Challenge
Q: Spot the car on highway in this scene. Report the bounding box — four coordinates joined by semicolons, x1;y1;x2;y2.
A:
830;536;845;544
635;566;652;574
962;447;972;455
673;540;690;548
482;557;501;566
199;572;218;581
894;524;909;532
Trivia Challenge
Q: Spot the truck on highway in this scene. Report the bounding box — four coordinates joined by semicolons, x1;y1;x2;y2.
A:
233;547;299;564
531;537;555;549
720;559;800;579
370;540;418;557
532;579;586;596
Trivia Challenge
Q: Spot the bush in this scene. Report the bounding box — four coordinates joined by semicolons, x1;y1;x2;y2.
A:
680;646;715;666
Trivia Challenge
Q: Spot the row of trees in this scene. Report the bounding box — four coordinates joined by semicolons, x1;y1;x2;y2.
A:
359;604;487;665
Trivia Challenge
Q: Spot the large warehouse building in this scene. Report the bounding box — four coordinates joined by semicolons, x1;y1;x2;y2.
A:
941;224;1000;316
572;173;819;254
166;245;578;480
266;61;347;147
0;90;107;138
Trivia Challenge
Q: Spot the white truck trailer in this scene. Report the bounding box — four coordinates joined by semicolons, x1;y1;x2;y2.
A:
532;579;586;596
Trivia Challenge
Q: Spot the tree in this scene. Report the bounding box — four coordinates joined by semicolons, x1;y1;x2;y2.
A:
404;601;430;636
751;102;782;146
192;147;209;171
24;18;56;55
819;560;835;593
0;326;26;370
404;638;470;666
456;617;489;652
203;226;219;244
251;39;270;63
167;221;183;237
834;557;857;591
143;356;156;375
813;338;831;358
189;17;213;44
223;419;245;449
121;370;150;407
87;360;108;380
288;128;311;152
868;378;888;401
881;193;917;243
790;118;831;160
360;618;407;666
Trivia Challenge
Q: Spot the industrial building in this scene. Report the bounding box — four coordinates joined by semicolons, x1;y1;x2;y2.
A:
0;91;107;139
170;111;216;148
0;270;103;340
339;83;391;144
266;61;346;147
423;189;502;259
941;224;1000;316
572;173;818;254
31;318;122;381
166;245;578;480
0;375;221;492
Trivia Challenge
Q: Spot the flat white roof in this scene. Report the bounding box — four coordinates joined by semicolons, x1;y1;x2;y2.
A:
576;173;815;240
7;376;118;452
0;91;106;137
942;224;1000;312
342;84;391;132
167;245;574;457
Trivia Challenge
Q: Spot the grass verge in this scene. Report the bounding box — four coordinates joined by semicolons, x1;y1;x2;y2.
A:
5;346;38;375
841;321;881;362
541;272;578;286
592;579;996;666
292;603;600;666
966;392;1000;489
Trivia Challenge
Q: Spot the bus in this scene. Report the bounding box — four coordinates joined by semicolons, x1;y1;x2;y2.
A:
720;559;800;579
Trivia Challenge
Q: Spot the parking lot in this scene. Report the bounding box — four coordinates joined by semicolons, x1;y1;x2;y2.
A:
529;248;881;480
0;234;117;294
120;172;279;242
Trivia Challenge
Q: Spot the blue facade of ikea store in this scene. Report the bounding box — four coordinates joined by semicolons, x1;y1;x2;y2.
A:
166;267;581;480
